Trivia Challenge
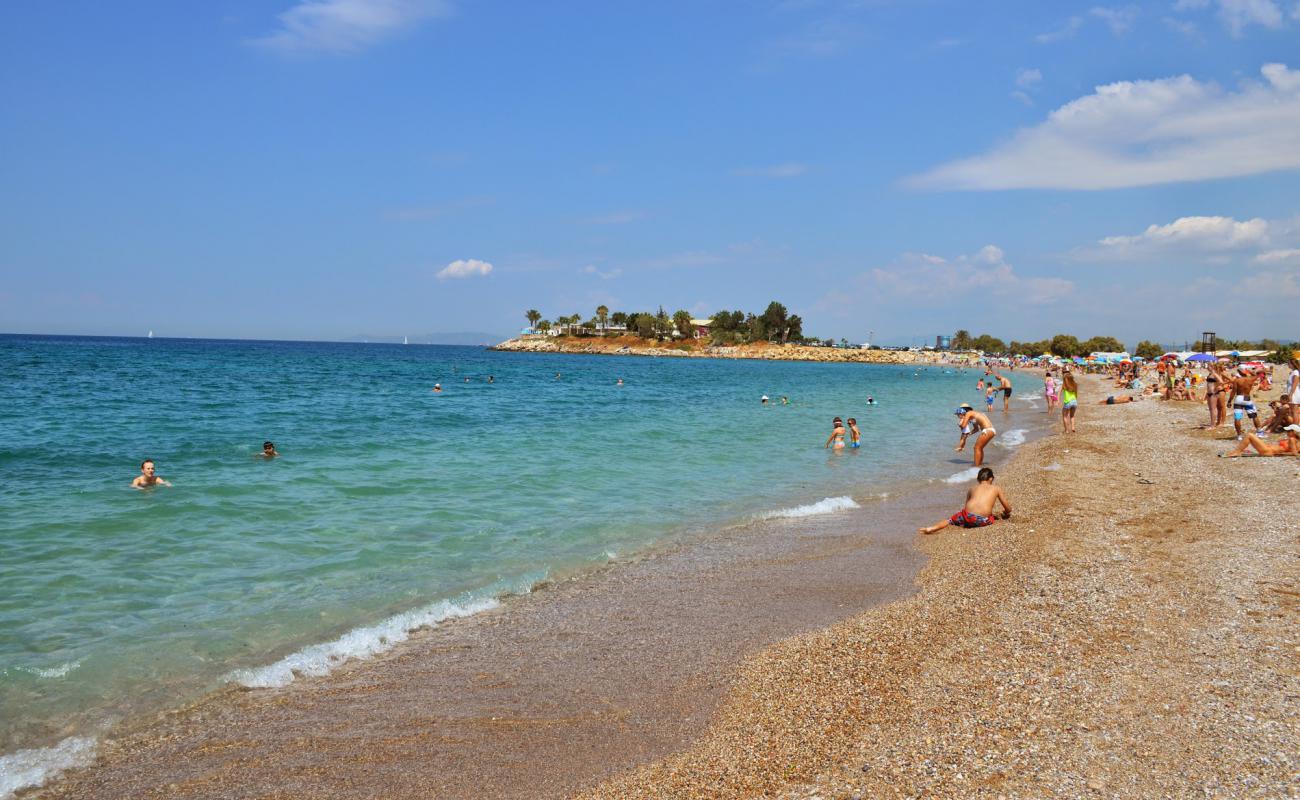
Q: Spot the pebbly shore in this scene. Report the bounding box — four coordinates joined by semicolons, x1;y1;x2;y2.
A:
581;379;1298;799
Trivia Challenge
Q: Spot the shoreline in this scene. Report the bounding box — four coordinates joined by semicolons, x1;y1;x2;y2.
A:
17;385;1051;799
491;335;962;365
584;380;1298;799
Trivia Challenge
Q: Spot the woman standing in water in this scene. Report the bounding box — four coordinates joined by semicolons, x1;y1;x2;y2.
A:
1043;370;1058;412
824;417;846;450
1060;368;1079;434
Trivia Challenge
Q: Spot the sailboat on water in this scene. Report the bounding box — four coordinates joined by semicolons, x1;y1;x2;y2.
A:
403;336;409;345
147;330;153;339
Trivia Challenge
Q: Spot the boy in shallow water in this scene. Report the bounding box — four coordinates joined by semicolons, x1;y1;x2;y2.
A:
919;467;1012;535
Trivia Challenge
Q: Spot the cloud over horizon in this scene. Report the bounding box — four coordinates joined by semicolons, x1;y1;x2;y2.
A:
906;63;1300;191
252;0;451;55
436;258;493;280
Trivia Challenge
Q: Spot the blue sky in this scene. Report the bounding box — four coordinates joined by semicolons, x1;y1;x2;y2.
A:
2;1;1298;346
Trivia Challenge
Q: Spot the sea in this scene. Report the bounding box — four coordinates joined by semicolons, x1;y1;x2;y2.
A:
0;335;1040;795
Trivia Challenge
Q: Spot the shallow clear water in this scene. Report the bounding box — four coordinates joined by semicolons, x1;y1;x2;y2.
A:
0;335;1022;763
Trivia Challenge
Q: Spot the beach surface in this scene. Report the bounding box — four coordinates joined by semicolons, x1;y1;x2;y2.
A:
584;381;1299;799
22;378;1297;799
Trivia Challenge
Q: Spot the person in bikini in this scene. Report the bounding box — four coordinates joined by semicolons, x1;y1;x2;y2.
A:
825;417;847;450
1043;371;1058;412
1221;424;1300;458
919;467;1012;534
1203;362;1224;428
953;404;997;466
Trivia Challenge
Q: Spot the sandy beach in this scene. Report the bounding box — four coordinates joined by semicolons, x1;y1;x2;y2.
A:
21;376;1297;799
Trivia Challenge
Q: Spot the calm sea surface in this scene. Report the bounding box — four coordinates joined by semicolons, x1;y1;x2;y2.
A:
0;335;1029;774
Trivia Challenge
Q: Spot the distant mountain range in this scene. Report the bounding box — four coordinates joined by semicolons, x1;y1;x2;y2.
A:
345;332;506;346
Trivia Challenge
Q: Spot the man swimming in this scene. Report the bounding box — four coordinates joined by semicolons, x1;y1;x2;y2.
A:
261;441;279;458
432;383;442;393
954;404;997;466
919;467;1012;534
131;459;172;489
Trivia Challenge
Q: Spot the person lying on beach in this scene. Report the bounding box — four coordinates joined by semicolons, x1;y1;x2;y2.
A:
261;441;279;458
919;467;1011;534
132;459;171;489
1098;395;1138;405
954;404;997;466
1220;425;1300;458
1257;400;1293;434
825;417;846;450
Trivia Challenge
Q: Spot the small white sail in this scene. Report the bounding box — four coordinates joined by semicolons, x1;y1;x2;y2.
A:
148;330;153;338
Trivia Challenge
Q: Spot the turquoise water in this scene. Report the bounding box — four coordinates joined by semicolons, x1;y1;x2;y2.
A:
0;335;1021;772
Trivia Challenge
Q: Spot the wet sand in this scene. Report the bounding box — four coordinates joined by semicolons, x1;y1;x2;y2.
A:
585;379;1298;799
29;477;975;798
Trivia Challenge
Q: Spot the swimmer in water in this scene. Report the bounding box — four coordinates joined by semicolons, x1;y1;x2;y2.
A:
847;418;861;448
433;383;442;393
616;378;624;386
261;441;279;458
131;459;171;489
761;395;769;405
866;396;876;405
781;396;789;405
825;417;846;450
487;376;494;383
555;372;562;380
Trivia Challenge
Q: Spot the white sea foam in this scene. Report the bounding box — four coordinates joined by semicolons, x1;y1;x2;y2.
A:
996;429;1027;447
943;467;981;484
227;596;501;689
760;496;860;520
32;661;80;679
0;736;96;800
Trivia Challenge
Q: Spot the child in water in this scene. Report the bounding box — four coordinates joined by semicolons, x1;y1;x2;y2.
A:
847;418;861;448
825;417;846;450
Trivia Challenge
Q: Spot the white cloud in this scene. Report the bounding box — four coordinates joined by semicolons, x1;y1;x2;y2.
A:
1035;16;1084;42
906;63;1300;190
1016;68;1043;89
580;265;624;279
865;246;1074;304
1173;0;1286;34
1162;16;1202;36
1090;5;1139;34
732;163;808;178
1076;213;1300;265
1255;248;1300;263
252;0;451;55
436;258;493;280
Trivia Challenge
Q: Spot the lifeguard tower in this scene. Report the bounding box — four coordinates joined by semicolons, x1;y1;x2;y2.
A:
1200;331;1216;353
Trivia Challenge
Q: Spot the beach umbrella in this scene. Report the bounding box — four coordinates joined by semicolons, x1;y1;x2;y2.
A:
1119;359;1133;364
1187;353;1215;363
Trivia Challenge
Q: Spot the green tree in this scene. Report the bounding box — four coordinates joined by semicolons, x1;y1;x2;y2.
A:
1133;340;1163;360
952;329;972;350
1081;335;1125;354
748;313;767;342
635;314;656;339
1050;334;1081;357
786;314;803;342
526;309;541;330
610;311;628;328
596;305;609;331
673;310;694;339
761;301;789;342
538;319;551;332
972;334;1007;354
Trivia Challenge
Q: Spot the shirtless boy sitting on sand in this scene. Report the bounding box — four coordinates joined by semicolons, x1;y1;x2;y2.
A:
919;467;1012;534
